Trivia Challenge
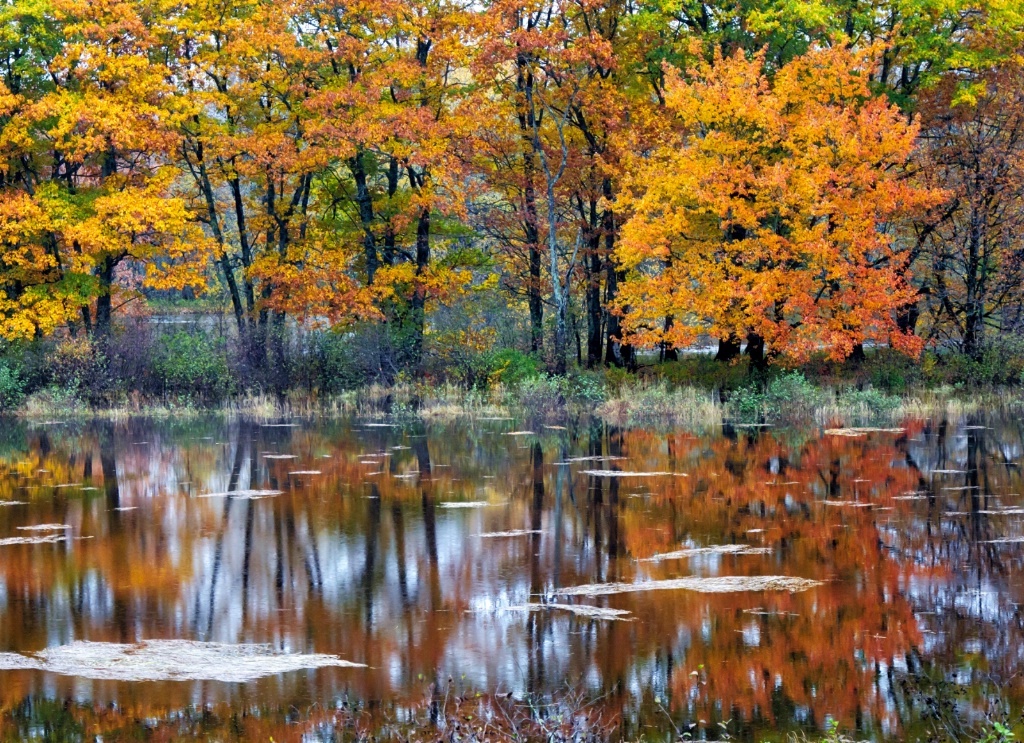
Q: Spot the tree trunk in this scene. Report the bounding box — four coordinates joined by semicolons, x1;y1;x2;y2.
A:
351;151;379;285
517;55;544;355
547;178;567;375
746;333;767;371
409;206;431;371
964;307;984;361
585;198;603;368
193;144;244;333
716;334;742;362
662;316;678;361
227;173;256;320
963;208;986;361
94;253;120;340
896;300;920;336
600;179;632;368
528;231;543;354
383;156;399;267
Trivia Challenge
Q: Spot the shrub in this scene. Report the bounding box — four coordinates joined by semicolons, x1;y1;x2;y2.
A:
729;371;824;422
863;348;923;392
485;349;541;388
150;330;231;399
0;362;24;410
46;336;107;402
597;381;721;429
921;337;1024;387
307;329;377;393
645;355;750;391
514;374;564;411
831;387;901;420
556;372;606;405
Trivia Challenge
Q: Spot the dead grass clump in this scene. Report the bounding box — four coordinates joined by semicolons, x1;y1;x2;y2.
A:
597;382;722;430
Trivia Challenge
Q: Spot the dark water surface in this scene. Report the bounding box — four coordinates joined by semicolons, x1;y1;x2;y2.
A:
0;415;1022;740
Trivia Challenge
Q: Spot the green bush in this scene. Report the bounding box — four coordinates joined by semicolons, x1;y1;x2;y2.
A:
514;373;563;411
863;349;923;392
920;337;1024;387
511;371;604;411
485;349;541;388
645;355;750;391
556;371;606;404
47;336;105;396
729;371;824;422
150;330;231;398
0;362;24;410
309;330;374;393
835;387;901;417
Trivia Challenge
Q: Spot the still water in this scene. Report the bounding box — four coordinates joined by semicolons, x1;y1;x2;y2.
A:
0;415;1021;740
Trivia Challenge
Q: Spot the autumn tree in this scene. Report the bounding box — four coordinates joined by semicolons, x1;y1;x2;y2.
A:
168;0;331;376
474;0;648;374
615;45;939;365
0;0;208;342
914;60;1024;360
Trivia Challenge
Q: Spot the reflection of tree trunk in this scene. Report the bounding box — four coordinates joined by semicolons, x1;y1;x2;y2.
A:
608;475;620;565
99;423;119;511
392;504;410;609
527;445;545;693
422;489;441;613
363;487;381;630
241;498;254;623
201;430;245;637
591;473;604;584
553;442;565;589
414;437;432;478
967;428;984;555
607;428;623;571
530;443;544;595
242;437;259;621
98;425;130;640
274;504;285;608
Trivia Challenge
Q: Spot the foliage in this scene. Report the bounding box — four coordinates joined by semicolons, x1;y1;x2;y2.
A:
616;45;941;363
915;61;1024;361
0;361;23;410
642;355;751;392
485;349;542;388
729;372;826;423
0;0;1021;402
45;336;104;399
149;330;231;399
597;381;722;429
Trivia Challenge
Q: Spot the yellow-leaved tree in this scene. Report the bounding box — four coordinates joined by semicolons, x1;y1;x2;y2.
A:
0;0;210;341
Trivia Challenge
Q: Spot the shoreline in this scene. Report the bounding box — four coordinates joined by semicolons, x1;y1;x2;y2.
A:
7;379;1018;429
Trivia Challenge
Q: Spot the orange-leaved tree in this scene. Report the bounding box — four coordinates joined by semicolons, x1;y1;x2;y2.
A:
614;44;942;365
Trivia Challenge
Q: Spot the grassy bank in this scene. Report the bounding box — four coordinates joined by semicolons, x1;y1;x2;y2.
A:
11;372;1019;430
2;324;1021;425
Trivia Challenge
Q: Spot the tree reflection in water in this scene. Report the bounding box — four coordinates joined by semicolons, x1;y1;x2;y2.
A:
0;415;1021;740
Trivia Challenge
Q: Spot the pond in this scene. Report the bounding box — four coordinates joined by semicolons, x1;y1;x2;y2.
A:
0;414;1021;740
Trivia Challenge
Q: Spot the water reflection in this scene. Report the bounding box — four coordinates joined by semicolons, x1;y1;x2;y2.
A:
0;415;1022;739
